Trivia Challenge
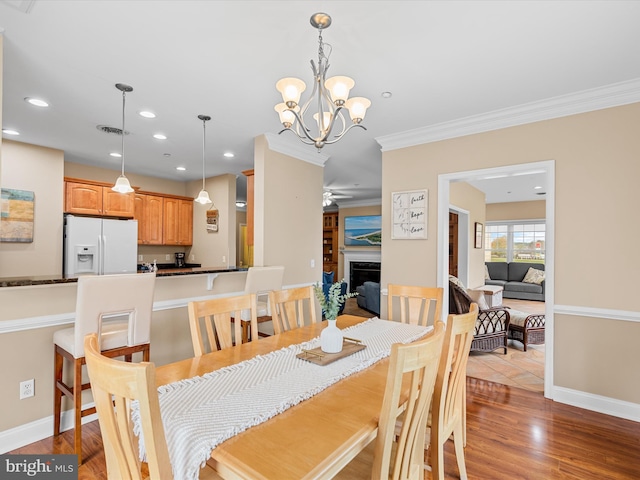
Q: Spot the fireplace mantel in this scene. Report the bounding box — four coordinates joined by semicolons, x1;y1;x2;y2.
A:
342;249;381;292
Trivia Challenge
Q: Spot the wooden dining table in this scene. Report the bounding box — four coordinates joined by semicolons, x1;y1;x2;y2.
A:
154;314;407;479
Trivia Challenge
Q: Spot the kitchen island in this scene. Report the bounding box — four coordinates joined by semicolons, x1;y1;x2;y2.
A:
0;266;252;450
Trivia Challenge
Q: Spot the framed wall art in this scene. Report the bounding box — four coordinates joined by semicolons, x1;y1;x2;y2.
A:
391;189;427;239
475;222;483;249
0;188;35;243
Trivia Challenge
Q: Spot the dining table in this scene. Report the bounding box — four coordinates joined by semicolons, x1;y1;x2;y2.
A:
153;314;430;480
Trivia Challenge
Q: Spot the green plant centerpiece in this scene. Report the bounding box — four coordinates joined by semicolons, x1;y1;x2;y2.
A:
314;280;358;321
314;280;358;353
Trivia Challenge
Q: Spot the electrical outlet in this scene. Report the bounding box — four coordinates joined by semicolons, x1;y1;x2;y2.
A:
222;255;226;263
310;259;315;268
190;254;195;261
166;254;171;261
138;254;143;261
20;379;34;399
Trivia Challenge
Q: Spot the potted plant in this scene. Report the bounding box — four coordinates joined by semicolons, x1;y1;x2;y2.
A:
314;280;357;353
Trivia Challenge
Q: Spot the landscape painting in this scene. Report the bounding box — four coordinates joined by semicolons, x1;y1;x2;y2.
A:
0;188;35;243
344;215;382;246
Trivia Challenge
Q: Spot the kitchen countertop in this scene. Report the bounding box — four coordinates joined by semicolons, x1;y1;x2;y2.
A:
0;266;247;288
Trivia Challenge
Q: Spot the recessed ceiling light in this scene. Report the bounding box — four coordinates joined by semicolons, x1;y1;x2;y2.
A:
534;185;543;190
381;91;392;99
153;133;167;140
236;201;246;208
110;152;122;158
24;97;49;107
139;111;156;118
223;152;235;158
2;129;20;135
163;153;171;157
176;166;186;171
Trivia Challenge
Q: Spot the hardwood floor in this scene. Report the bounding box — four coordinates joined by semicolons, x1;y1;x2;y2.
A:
10;377;640;479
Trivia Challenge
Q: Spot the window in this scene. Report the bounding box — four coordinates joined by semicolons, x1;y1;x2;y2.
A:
484;221;545;263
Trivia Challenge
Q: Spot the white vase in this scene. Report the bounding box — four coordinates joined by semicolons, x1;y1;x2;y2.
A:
321;319;343;353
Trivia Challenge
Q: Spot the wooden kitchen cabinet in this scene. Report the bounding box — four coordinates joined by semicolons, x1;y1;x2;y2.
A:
65;179;134;218
134;194;164;245
163;197;193;246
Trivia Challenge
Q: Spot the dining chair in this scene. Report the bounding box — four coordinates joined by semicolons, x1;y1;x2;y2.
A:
53;273;156;464
334;321;445;479
387;284;443;327
84;333;221;480
268;286;318;334
240;265;285;341
428;303;478;480
188;293;258;356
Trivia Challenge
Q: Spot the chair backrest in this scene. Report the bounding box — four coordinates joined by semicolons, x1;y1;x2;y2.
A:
188;293;258;356
432;304;478;440
387;284;443;327
448;280;475;315
74;273;156;357
84;333;171;480
372;322;445;479
268;286;318;334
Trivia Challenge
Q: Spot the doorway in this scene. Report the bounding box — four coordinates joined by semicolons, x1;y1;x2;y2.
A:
437;160;554;398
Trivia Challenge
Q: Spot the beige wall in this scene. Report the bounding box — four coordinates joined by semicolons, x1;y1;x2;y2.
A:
450;181;486;289
336;205;382;280
0;140;65;277
0;33;3;188
381;103;640;404
253;135;323;286
486;200;545;221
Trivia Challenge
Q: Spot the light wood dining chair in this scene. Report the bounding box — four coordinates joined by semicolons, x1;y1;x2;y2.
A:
268;286;318;334
84;333;221;480
428;303;478;480
387;284;443;327
188;293;258;356
334;321;445;479
240;265;285;341
53;273;156;464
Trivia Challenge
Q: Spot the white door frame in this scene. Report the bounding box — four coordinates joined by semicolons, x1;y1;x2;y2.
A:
437;160;555;398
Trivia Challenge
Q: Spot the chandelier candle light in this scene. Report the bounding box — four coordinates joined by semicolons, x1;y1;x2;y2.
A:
194;114;212;205
112;83;134;193
274;12;371;151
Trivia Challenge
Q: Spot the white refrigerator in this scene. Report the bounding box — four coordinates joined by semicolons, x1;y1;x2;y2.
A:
64;215;138;276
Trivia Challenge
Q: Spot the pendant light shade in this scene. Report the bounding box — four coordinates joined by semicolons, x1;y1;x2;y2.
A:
194;114;212;205
112;83;134;193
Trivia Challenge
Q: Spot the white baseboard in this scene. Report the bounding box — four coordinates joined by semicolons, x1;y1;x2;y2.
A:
551;386;640;423
0;405;97;454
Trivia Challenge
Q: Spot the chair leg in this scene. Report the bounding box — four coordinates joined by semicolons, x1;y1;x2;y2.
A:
430;428;445;480
53;348;63;436
453;421;468;480
73;358;83;464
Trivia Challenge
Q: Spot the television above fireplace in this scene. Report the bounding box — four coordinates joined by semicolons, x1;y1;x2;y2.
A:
344;215;382;246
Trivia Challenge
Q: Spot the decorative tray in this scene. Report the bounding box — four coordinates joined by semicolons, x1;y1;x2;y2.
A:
296;337;366;366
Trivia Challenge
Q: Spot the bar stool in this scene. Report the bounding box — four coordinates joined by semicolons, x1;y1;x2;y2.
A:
53;273;156;463
239;266;284;341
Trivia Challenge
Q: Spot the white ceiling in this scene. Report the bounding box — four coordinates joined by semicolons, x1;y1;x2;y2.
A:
1;1;639;205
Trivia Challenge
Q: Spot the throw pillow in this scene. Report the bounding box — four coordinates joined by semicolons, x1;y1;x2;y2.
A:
448;275;466;291
467;289;490;310
522;267;545;285
484;265;491;280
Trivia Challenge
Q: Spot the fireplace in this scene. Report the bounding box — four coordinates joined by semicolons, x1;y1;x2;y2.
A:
342;250;381;293
349;262;381;293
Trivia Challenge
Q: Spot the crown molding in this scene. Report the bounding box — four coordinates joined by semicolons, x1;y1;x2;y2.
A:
376;78;640;152
264;132;330;167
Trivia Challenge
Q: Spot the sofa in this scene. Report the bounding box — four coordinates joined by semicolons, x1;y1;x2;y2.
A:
356;281;380;316
322;271;347;316
485;262;545;302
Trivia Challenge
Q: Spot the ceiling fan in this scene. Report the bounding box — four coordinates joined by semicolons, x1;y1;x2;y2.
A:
323;189;353;206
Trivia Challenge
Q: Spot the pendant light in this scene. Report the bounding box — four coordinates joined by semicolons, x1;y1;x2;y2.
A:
111;83;134;193
194;114;212;204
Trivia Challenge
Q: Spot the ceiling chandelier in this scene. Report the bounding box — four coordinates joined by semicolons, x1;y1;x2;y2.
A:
274;12;371;151
112;83;134;193
194;115;212;205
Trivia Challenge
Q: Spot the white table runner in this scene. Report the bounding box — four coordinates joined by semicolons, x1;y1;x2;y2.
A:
134;317;430;480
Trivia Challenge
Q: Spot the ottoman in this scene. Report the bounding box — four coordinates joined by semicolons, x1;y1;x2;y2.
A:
508;310;545;351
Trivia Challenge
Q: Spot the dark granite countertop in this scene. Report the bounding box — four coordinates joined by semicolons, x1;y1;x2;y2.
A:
0;267;247;288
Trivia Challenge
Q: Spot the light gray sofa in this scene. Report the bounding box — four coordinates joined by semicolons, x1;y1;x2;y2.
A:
356;281;380;316
485;262;545;302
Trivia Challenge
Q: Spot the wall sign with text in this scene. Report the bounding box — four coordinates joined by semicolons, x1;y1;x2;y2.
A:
391;189;428;239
